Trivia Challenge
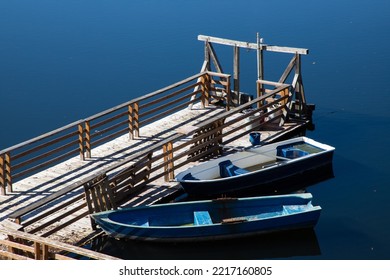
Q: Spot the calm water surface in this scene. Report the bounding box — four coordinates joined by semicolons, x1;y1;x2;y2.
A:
1;0;390;259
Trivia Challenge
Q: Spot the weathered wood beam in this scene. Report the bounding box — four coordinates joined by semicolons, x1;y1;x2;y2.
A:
233;45;240;98
279;55;297;84
198;35;308;55
206;42;224;73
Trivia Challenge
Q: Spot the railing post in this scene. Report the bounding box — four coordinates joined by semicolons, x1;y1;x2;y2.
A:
78;123;85;160
34;242;41;260
233;45;240;105
294;53;307;116
4;153;12;193
133;102;139;138
128;104;134;140
225;75;231;111
1;152;13;195
0;153;5;195
163;142;174;181
85;120;91;158
256;80;266;109
42;244;49;260
201;73;210;108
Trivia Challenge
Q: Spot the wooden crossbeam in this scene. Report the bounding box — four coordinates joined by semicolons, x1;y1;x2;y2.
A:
198;35;309;55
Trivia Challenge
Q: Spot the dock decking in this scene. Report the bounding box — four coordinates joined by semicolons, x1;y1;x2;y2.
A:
0;34;312;259
1;103;307;242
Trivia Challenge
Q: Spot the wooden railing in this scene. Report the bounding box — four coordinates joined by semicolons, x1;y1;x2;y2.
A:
0;121;85;195
0;222;119;260
6;80;291;239
0;71;231;195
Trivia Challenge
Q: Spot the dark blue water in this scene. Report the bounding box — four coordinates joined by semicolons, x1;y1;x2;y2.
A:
1;0;390;259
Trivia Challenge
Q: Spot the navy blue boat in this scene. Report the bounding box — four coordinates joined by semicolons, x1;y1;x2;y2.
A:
91;193;321;242
175;136;335;197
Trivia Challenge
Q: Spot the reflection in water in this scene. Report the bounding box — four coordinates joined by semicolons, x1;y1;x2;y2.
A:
88;163;334;259
92;228;321;260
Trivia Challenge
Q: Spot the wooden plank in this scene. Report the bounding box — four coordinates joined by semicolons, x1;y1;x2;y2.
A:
176;125;199;135
83;72;207;124
8;172;100;220
139;90;199;118
12;140;79;170
28;202;87;235
0;250;33;260
12;148;80;180
1;227;120;259
0;120;83;154
279;54;297;84
53;253;74;260
140;81;202;109
198;35;309;55
0;219;24;231
0;154;5;195
39;209;89;237
89;110;127;131
0;239;34;253
233;45;240;102
11;130;79;161
206;42;224;73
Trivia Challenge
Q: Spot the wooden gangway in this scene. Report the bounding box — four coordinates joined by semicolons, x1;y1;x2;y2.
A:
0;35;312;259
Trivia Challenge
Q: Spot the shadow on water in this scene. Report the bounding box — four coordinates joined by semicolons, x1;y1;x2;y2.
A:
92;228;321;260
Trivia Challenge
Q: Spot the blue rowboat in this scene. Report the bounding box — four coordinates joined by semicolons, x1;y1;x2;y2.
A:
175;136;335;197
91;193;321;242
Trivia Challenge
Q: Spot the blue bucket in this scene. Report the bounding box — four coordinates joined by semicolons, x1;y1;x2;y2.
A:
249;132;261;146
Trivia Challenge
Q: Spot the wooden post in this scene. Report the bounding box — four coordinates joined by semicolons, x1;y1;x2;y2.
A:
0;154;5;195
163;142;174;181
34;242;41;260
204;41;210;70
4;152;12;194
214;120;224;156
78;123;85;160
128;104;134;140
189;61;208;110
85;121;91;158
225;75;231;111
233;45;240;105
133;102;139;138
257;80;263;109
279;86;291;126
42;244;49;260
256;33;264;109
201;74;210;108
206;41;224;73
294;53;307;115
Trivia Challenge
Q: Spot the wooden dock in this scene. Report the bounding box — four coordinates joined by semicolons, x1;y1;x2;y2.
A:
0;35;312;259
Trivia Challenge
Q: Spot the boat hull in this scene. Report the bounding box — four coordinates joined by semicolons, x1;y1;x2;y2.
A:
91;193;321;242
181;150;333;196
175;137;335;197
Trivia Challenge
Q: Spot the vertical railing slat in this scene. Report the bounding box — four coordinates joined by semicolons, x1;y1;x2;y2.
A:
4;153;12;193
128;104;134;140
78;123;85;160
85;121;91;158
133;102;139;138
0;154;5;195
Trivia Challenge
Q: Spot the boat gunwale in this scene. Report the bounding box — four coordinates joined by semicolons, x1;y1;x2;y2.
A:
175;136;335;183
92;193;319;230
